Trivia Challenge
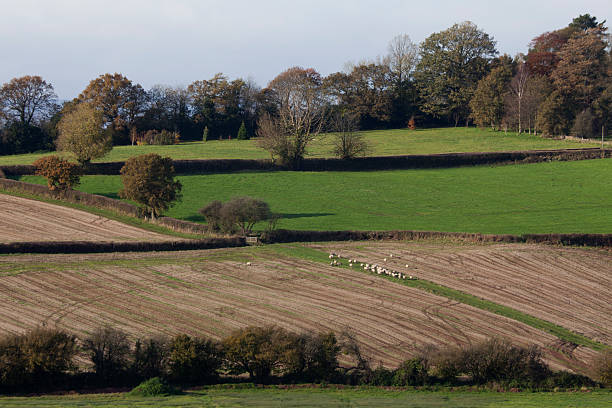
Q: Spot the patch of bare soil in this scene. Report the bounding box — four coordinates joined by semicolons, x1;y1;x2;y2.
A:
0;194;173;242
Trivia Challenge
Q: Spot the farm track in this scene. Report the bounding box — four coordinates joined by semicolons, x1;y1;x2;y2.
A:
313;242;612;347
0;245;602;373
0;194;174;242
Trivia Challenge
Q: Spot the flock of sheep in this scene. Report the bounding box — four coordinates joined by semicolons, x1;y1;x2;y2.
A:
329;252;418;280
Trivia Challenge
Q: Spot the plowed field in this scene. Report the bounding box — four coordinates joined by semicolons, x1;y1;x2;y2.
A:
0;244;605;374
0;194;172;242
313;242;612;346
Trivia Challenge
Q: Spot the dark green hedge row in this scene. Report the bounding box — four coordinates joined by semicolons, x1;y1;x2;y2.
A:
260;229;612;247
2;148;609;176
0;237;246;254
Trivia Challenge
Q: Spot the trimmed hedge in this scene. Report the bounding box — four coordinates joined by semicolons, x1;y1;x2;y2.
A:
0;237;246;254
260;229;612;248
1;148;610;176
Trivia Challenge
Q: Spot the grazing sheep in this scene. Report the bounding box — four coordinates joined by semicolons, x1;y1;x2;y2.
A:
246;262;252;266
383;258;387;262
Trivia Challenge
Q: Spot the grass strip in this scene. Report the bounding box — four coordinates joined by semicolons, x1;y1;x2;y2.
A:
0;189;207;240
267;244;607;351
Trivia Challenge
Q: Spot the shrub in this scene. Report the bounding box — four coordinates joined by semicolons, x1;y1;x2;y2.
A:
330;113;369;160
294;331;341;382
128;377;179;397
167;334;222;384
119;154;182;219
199;197;275;234
222;326;300;381
393;358;429;386
595;349;612;387
458;338;549;385
132;336;170;380
0;328;77;389
136;130;180;145
83;326;131;382
237;121;248;140
33;155;81;193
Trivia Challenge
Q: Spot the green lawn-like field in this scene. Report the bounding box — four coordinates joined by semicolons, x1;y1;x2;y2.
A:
0;127;600;165
19;159;612;234
0;387;609;407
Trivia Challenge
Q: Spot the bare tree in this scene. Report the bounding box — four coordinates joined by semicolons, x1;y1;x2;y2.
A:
507;62;529;133
387;34;419;84
257;67;326;168
330;112;370;159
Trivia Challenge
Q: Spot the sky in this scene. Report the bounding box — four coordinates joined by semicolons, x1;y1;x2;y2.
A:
0;0;609;100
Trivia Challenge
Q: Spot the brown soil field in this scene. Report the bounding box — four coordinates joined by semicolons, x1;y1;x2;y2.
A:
0;194;173;242
312;242;612;346
0;245;603;374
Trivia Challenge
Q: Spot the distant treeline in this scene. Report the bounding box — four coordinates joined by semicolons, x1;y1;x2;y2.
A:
0;326;608;394
1;14;610;157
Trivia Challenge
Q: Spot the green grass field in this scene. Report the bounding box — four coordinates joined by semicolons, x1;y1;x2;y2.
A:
0;127;600;165
19;159;612;234
1;387;609;407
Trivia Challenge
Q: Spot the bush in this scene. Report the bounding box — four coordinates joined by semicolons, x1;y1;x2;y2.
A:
458;338;549;385
136;130;180;145
132;336;170;380
393;358;429;386
167;334;222;384
199;196;274;234
0;328;77;389
128;377;179;397
330;113;369;160
33;155;81;193
119;153;182;219
83;326;131;382
294;331;341;382
222;326;300;381
595;349;612;387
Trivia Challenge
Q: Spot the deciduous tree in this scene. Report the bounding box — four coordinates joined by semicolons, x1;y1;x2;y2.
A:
415;21;497;126
119;153;182;219
0;75;57;125
257;67;326;168
469;64;512;129
56;103;111;164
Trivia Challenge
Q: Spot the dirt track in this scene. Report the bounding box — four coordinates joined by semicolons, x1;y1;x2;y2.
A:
0;244;604;374
0;194;173;242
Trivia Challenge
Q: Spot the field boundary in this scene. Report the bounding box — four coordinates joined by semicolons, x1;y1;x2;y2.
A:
1;147;610;175
0;237;246;254
261;229;612;247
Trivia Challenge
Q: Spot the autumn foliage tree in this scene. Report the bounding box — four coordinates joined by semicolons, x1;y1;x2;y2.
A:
56;103;111;165
0;75;57;125
119;153;182;219
78;73;147;144
33;155;81;193
469;64;512;129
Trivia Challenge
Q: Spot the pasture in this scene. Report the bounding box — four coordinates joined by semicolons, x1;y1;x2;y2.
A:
0;127;599;165
0;242;608;375
19;158;612;234
1;387;610;407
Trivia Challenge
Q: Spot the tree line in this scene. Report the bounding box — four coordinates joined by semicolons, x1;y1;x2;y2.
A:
1;325;609;394
0;14;609;159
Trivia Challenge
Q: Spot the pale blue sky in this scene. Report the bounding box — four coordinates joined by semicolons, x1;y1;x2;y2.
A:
0;0;609;99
